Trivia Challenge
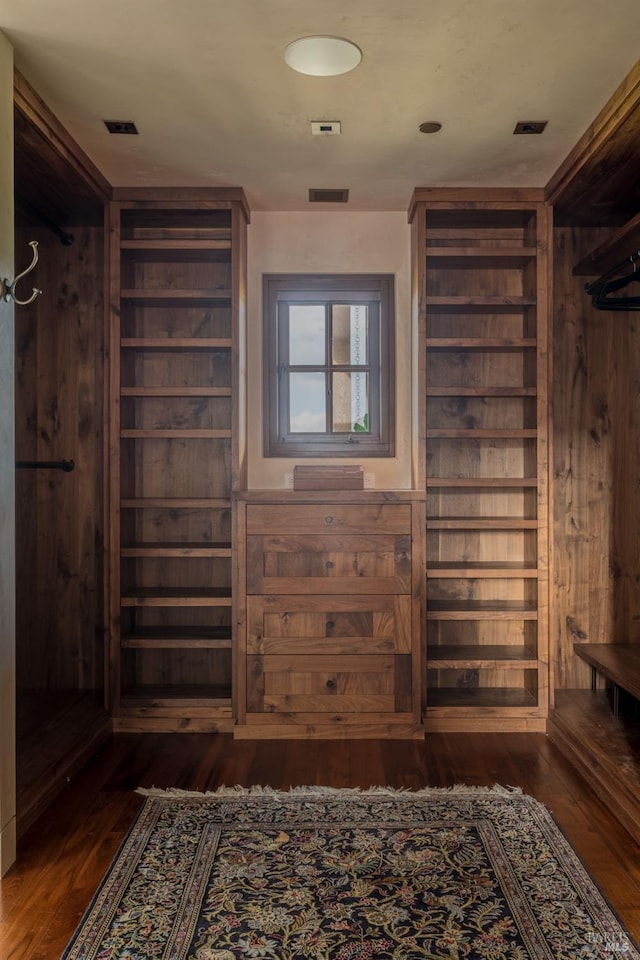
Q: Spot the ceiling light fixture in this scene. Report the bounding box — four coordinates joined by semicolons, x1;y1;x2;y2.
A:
285;36;362;76
419;122;442;134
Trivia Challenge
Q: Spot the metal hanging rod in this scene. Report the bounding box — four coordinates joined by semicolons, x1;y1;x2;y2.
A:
1;240;43;307
15;459;75;472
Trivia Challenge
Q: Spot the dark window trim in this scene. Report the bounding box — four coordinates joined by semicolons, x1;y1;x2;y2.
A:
263;274;395;458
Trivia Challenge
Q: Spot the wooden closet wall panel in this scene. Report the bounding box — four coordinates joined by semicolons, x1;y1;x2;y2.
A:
552;225;640;689
15;222;105;691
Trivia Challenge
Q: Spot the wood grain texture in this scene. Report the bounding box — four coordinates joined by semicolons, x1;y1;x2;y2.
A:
546;59;640;225
548;690;640;845
573;643;640;700
551;226;640;690
107;193;248;726
240;498;420;734
3;730;640;957
414;194;550;723
247;532;411;595
14;223;105;692
14;69;111;227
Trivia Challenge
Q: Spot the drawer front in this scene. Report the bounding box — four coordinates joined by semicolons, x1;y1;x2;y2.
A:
247;532;410;594
247;594;412;656
248;653;411;714
246;503;412;535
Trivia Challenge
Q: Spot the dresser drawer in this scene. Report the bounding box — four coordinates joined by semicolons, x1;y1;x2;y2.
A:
247;652;412;714
246;504;411;595
246;503;411;535
247;532;410;594
247;594;412;656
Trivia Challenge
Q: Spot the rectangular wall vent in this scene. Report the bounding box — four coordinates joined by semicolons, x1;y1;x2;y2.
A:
308;188;349;203
104;120;139;135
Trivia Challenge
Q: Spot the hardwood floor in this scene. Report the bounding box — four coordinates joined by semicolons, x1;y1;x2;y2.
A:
1;731;640;958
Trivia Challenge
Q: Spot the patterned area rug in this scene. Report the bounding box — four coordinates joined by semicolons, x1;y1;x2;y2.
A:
62;786;638;959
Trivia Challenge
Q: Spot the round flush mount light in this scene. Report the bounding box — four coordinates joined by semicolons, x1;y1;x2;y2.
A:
284;36;362;76
419;121;443;134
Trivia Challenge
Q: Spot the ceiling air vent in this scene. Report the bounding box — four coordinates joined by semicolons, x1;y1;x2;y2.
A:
513;121;547;135
308;188;349;203
104;120;139;135
311;121;341;136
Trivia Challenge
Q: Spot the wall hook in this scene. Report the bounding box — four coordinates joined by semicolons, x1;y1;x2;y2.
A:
1;240;42;306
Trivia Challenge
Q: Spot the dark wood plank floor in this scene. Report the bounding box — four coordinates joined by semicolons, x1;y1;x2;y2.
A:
1;731;640;958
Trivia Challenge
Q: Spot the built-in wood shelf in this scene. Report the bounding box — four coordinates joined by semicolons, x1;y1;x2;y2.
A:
547;690;640;844
425;247;538;267
573;642;640;700
120;428;232;439
120;688;233;710
109;191;248;731
413;193;548;728
121;588;232;607
426;478;538;488
121;337;232;349
427;562;537;577
121;497;231;509
121;239;231;255
121;386;232;397
428;518;538;529
121;542;232;557
429;644;537;667
426;429;537;439
427;600;537;619
427;687;538;709
425;338;537;349
121;289;232;302
426;302;537;316
426;296;536;308
122;226;232;242
121;626;232;649
426;387;537;397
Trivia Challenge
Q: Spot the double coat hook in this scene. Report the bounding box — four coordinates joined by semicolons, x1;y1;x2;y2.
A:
1;240;42;306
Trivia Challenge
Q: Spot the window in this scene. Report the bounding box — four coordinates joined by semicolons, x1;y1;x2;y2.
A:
263;274;395;457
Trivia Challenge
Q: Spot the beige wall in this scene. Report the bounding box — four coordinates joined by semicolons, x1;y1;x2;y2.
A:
0;29;15;875
246;211;413;489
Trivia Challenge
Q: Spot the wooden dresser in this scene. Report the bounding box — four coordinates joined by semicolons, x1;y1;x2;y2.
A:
235;492;425;738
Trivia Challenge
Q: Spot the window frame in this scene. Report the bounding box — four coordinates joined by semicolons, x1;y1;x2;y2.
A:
263;274;395;458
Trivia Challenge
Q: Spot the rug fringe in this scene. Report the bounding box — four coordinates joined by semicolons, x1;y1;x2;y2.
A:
136;783;523;799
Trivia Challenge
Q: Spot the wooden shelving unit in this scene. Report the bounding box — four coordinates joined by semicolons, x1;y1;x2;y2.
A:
410;190;551;732
106;188;249;731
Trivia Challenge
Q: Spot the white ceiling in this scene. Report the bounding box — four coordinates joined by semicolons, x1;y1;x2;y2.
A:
2;0;639;211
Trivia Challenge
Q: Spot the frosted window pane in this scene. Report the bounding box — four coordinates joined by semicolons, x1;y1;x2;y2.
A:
332;372;369;433
332;304;368;365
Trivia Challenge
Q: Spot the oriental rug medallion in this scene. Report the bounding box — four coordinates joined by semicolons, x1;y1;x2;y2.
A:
61;786;638;960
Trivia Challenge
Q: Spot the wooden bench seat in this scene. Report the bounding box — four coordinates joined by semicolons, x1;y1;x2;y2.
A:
574;643;640;714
